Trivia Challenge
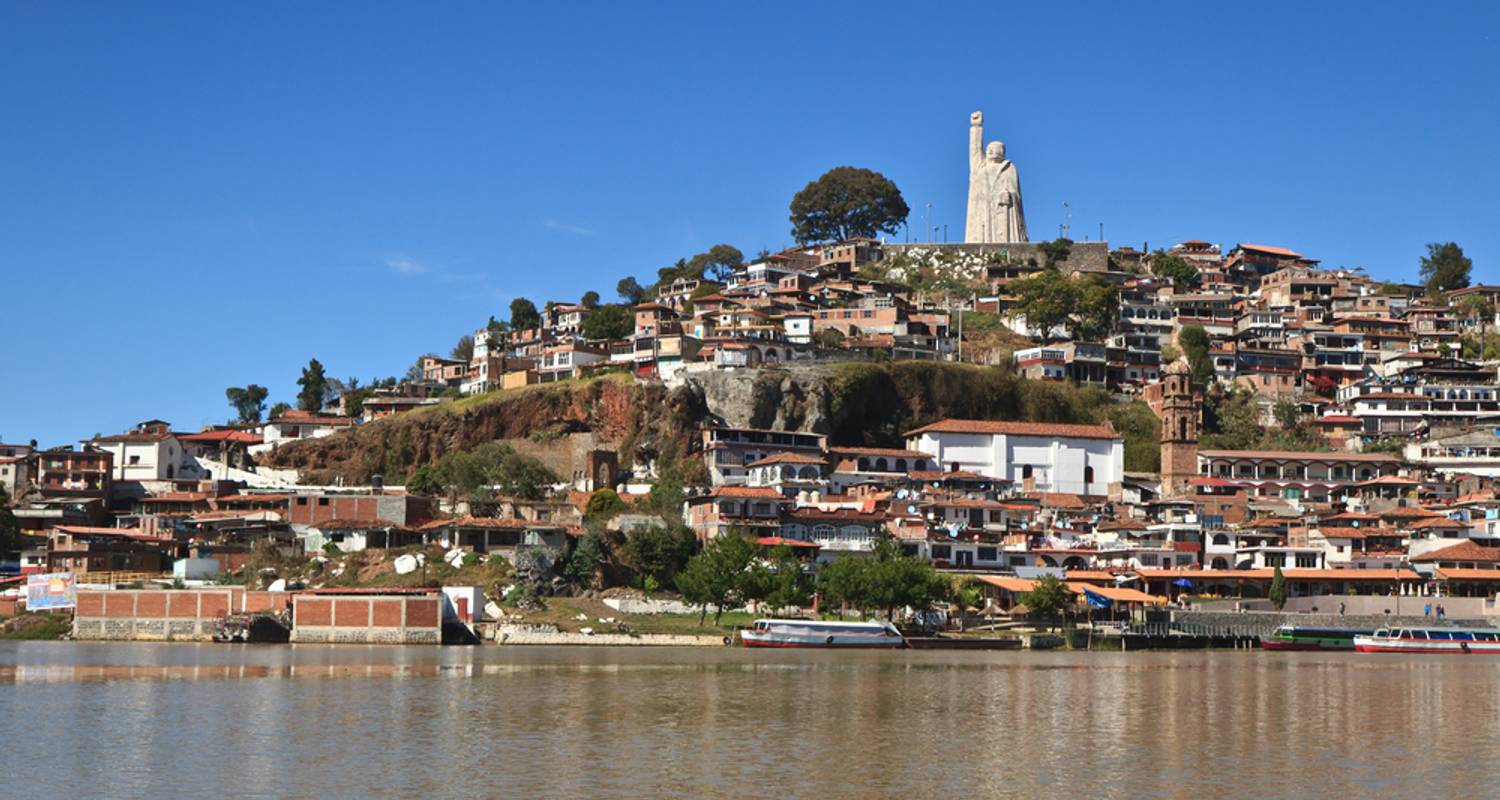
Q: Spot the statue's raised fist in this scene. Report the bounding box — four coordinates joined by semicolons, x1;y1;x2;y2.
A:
970;111;983;126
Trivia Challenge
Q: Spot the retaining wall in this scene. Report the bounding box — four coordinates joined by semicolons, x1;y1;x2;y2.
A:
73;589;292;641
290;594;442;644
1174;609;1489;635
494;623;726;647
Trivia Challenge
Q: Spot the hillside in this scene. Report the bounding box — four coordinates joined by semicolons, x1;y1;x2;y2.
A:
266;363;1160;484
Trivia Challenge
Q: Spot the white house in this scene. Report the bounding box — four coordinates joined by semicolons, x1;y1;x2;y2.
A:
89;421;199;481
254;411;356;454
904;419;1123;497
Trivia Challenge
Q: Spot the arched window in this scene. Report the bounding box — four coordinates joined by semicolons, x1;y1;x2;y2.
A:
1084;465;1094;485
916;460;929;472
895;458;907;472
798;466;817;480
858;458;869;472
875;458;888;472
1022;465;1034;479
1213;533;1229;546
1178;417;1188;440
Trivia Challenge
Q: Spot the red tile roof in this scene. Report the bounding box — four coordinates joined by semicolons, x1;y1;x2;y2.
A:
754;536;820;549
708;486;786;500
746;452;826;467
1412;541;1500;563
903;419;1119;440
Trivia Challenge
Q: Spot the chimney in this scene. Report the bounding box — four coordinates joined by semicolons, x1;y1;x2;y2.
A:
370;474;384;495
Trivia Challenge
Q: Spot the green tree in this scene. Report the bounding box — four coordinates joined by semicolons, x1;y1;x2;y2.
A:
1037;237;1073;268
1177;324;1215;385
762;545;815;612
1149;253;1199;286
1069;274;1118;341
789;166;909;245
686;244;744;283
1200;385;1262;450
1010;269;1076;342
624;523;697;589
677;532;757;625
268;401;291;420
580;290;601;308
509;298;541;331
430;442;558;501
563;524;609;588
404;466;441;496
1019;574;1072;630
451;335;475;362
580;304;633;340
816;538;946;621
296;359;328;413
647;476;686;522
0;485;21;555
817;555;872;617
1269;566;1289;611
616;277;646;305
584;488;628;521
1419;242;1472;294
224;384;269;423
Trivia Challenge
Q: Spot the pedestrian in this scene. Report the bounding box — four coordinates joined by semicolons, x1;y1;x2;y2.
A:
1339;602;1346;616
1438;605;1446;621
1425;603;1432;618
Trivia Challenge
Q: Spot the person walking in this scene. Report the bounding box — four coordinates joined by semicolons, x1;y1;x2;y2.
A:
1424;603;1432;618
1339;602;1346;616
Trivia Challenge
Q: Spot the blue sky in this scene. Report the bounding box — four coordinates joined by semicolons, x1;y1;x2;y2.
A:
2;1;1496;447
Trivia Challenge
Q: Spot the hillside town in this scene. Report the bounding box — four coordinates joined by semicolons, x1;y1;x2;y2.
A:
4;110;1500;642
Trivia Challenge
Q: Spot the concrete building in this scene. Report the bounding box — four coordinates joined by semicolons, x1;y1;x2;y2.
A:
904;419;1123;498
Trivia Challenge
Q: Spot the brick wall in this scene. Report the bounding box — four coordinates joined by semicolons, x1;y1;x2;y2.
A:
73;589;247;641
290;594;442;645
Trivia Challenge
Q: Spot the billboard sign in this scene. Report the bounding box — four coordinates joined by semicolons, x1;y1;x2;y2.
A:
26;572;77;610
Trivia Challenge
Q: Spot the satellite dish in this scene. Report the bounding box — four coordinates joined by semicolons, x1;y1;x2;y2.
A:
907;504;917;515
896;489;909;499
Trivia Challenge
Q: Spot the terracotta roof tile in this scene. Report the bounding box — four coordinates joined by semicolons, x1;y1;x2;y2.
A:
903;418;1119;440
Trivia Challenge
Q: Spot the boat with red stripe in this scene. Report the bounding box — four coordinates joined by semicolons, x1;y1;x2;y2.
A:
1354;626;1500;654
740;619;907;649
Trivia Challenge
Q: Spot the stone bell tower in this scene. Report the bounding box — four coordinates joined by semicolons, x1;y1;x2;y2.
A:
1159;358;1200;499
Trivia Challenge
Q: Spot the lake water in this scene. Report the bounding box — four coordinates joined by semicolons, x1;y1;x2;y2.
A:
3;642;1497;798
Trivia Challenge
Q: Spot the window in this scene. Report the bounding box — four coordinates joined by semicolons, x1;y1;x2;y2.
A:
931;545;951;560
978;547;997;562
128;455;141;465
295;497;308;506
1084;466;1095;485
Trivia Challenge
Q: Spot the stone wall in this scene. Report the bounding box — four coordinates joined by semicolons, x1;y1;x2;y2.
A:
882;241;1111;275
73;589;292;641
1173;609;1489;636
493;623;727;647
290;594;442;644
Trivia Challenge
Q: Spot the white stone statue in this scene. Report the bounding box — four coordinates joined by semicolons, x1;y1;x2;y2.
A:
965;110;1028;243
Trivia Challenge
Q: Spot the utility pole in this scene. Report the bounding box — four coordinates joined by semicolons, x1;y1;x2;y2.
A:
1061;201;1071;240
925;203;932;243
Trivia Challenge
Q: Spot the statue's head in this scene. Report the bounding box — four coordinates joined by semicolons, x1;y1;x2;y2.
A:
986;141;1006;162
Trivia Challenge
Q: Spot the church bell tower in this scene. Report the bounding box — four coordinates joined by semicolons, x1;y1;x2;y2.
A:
1159;358;1200;499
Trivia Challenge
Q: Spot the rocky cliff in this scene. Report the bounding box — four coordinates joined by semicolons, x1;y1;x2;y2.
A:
266;362;1138;485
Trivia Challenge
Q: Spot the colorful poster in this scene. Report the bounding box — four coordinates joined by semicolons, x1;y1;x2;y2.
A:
26;572;76;610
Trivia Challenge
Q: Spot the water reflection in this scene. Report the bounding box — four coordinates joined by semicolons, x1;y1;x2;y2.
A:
3;643;1497;798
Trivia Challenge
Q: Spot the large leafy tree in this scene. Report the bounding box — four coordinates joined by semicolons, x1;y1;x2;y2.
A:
430;441;558;501
623;523;698;590
762;545;815;612
451;335;475;362
1009;269;1075;342
509;298;542;331
1419;242;1471;294
817;537;947;620
0;485;21;555
789;166;909;245
580;304;633;340
296;359;328;413
1150;253;1199;287
1069;275;1118;342
1176;324;1215;385
677;531;757;625
224;384;269;423
1018;574;1071;630
686;244;744;283
616;277;646;305
580;290;601;309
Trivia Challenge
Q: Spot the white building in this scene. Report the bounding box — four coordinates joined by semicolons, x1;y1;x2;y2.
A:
904;419;1123;497
254;411;356;455
89;421;199;481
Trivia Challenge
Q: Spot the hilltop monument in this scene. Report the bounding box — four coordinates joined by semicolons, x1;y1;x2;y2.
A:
965;110;1028;244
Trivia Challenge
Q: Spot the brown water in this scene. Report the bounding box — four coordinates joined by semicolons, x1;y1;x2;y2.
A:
3;642;1497;798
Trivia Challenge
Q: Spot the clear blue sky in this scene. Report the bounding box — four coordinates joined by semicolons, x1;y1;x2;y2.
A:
2;1;1496;447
